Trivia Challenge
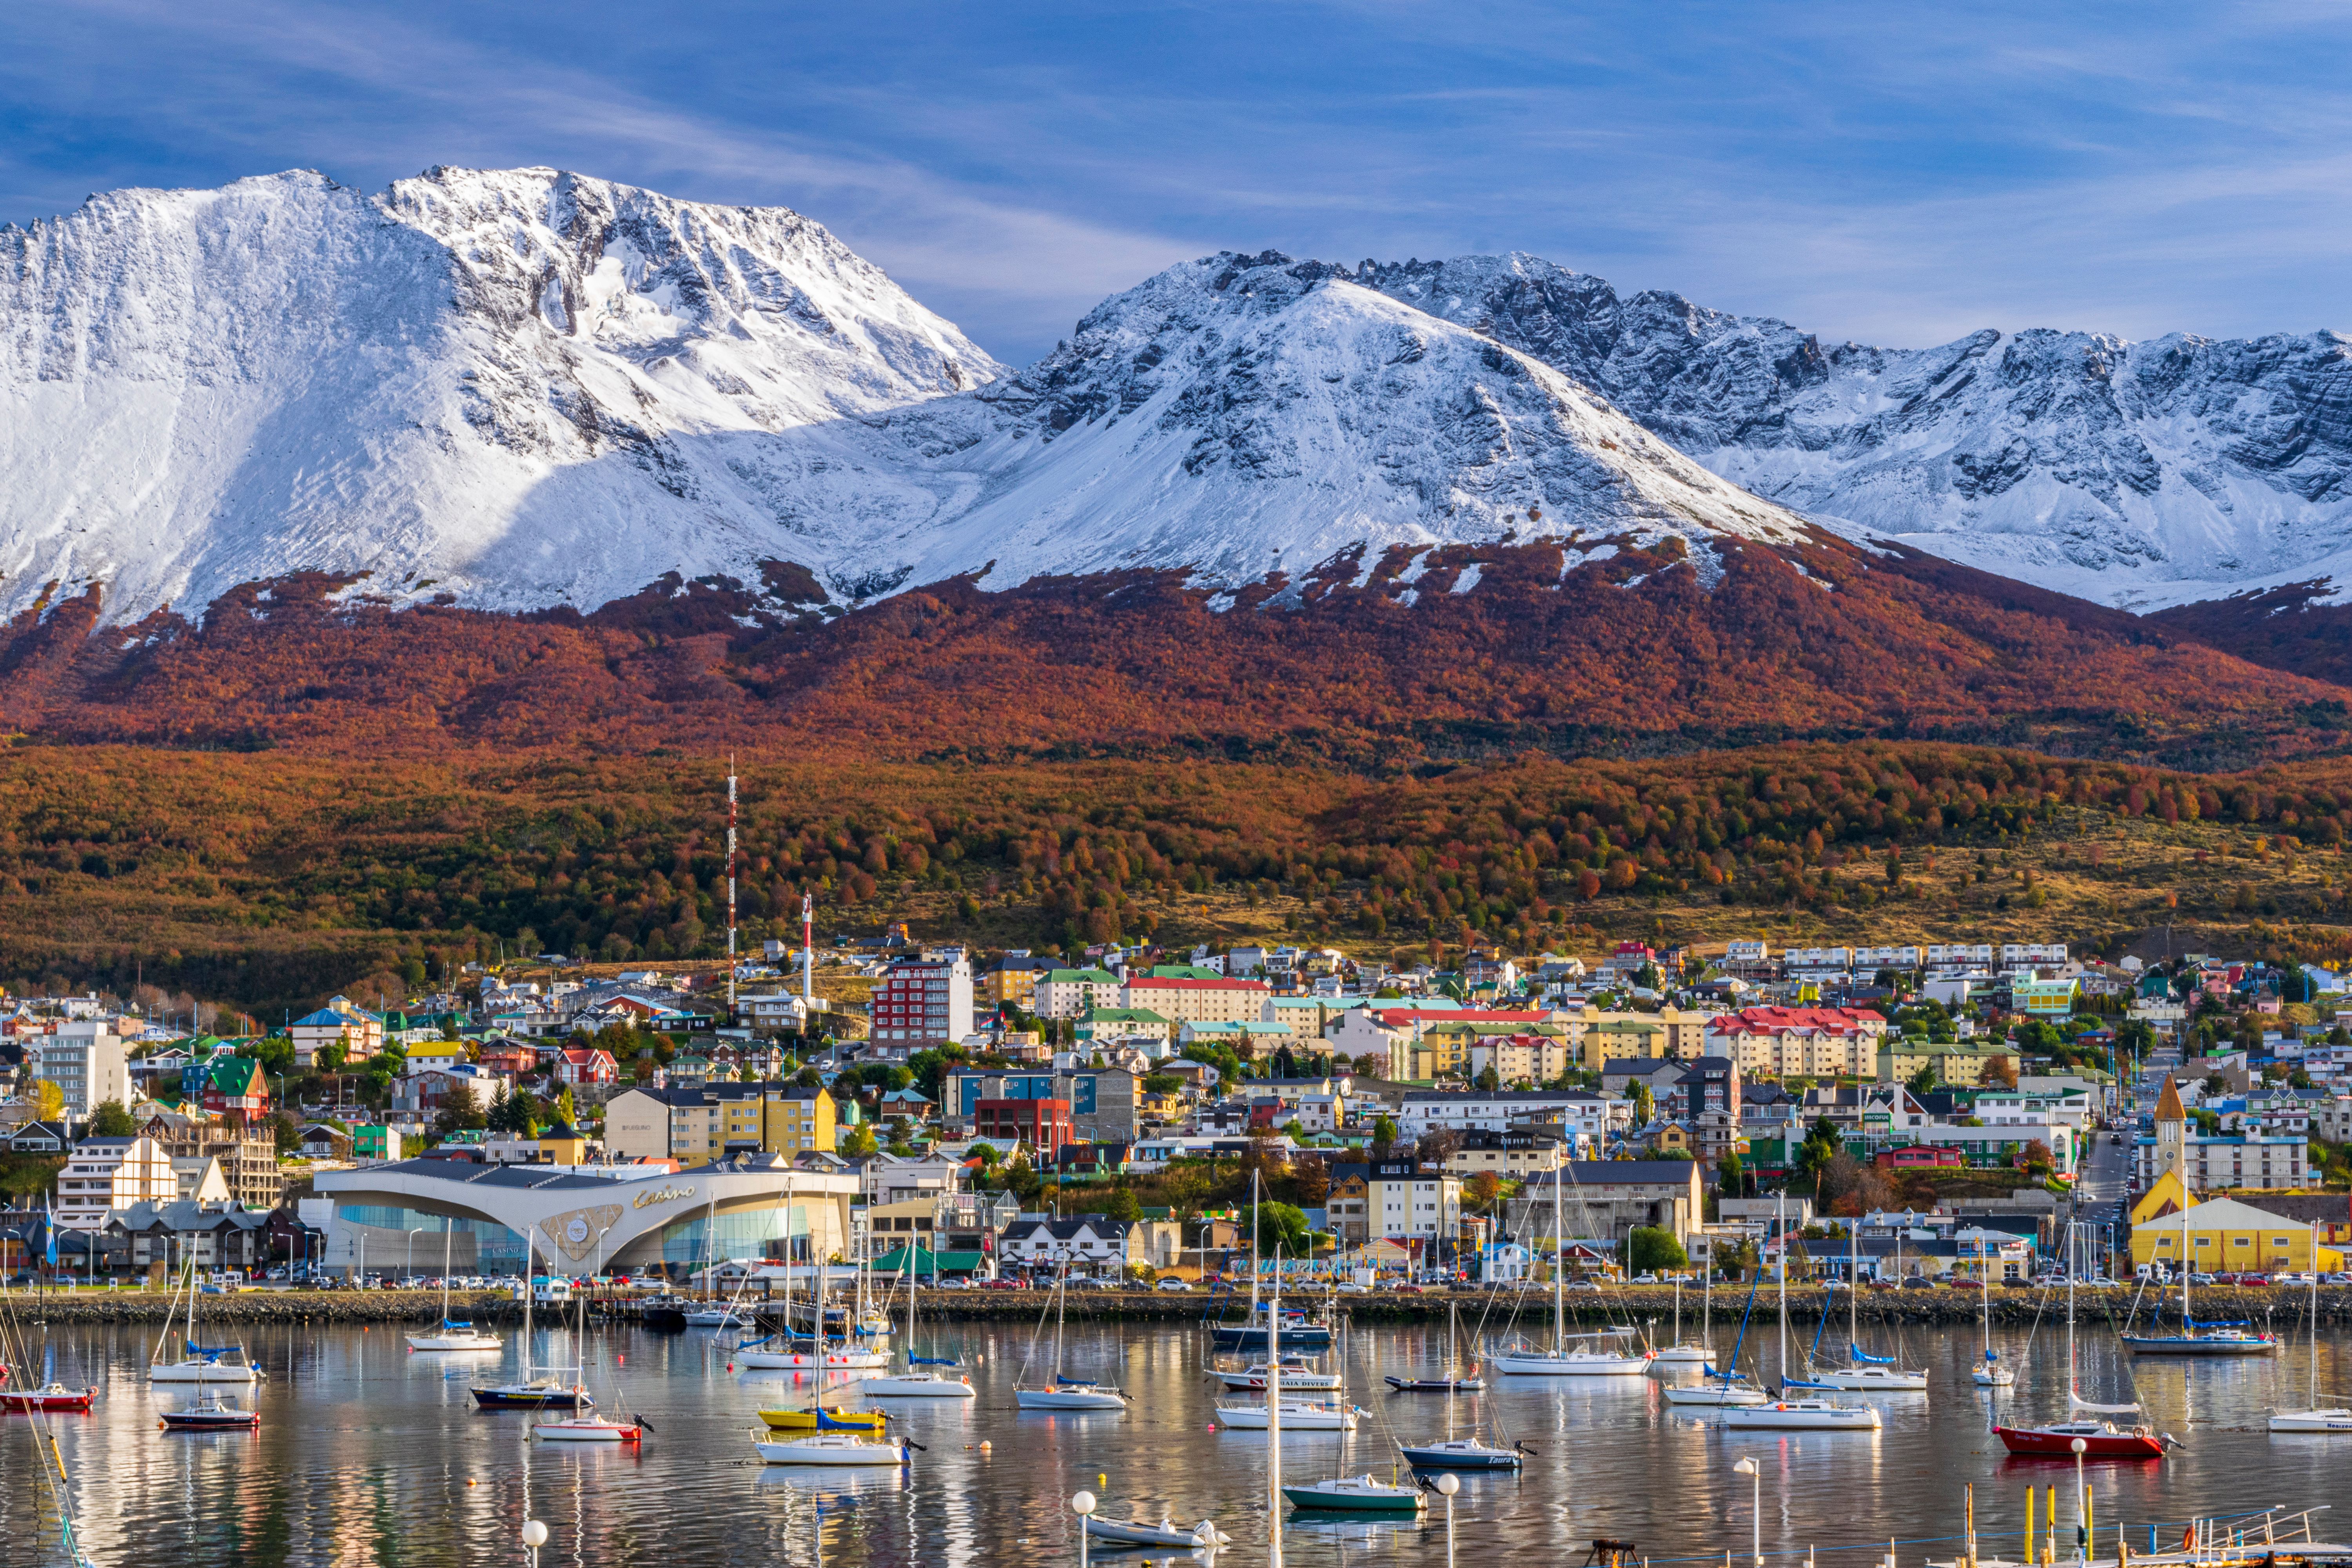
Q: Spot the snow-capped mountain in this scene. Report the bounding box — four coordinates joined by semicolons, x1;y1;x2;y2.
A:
0;174;1815;621
1357;254;2352;610
0;167;998;619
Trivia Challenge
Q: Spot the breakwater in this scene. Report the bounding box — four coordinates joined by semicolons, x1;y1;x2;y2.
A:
17;1283;2349;1328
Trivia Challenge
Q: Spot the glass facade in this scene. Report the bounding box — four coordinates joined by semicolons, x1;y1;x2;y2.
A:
333;1201;817;1273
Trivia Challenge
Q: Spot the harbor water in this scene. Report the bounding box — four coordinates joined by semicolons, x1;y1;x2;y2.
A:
2;1316;2347;1566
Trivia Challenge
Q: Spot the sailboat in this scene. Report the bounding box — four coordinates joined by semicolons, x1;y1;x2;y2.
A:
1804;1221;1927;1393
408;1227;501;1352
531;1238;646;1443
161;1386;260;1430
1397;1324;1527;1469
1212;1173;1333;1350
683;1199;745;1328
472;1228;594;1409
149;1261;261;1384
1220;1355;1343;1391
857;1264;976;1399
1662;1268;1769;1407
1971;1229;2014;1388
2121;1202;2278;1356
751;1425;909;1465
1994;1223;2167;1458
2267;1222;2350;1434
1649;1275;1712;1365
1013;1263;1127;1410
1384;1300;1485;1392
1719;1196;1879;1431
1488;1170;1651;1375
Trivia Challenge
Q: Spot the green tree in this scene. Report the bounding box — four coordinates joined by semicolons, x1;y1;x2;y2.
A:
1906;1060;1939;1098
841;1122;878;1157
1716;1151;1752;1199
1630;1082;1655;1125
1628;1225;1689;1275
1103;1187;1142;1223
1371;1115;1399;1157
270;1110;301;1156
552;1085;577;1127
1247;1200;1312;1256
86;1099;137;1137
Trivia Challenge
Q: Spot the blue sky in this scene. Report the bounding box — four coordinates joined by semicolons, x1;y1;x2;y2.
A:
3;1;2347;365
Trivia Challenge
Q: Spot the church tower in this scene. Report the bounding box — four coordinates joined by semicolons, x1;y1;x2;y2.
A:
2152;1075;2191;1195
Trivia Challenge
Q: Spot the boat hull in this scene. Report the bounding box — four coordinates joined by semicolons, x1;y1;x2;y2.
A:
0;1388;97;1413
753;1437;907;1466
1398;1442;1521;1469
1015;1388;1127;1410
1210;1327;1334;1351
407;1334;501;1352
1650;1345;1714;1365
1993;1424;2164;1459
1383;1376;1485;1393
1718;1401;1881;1430
1281;1483;1422;1513
2267;1409;2352;1433
532;1419;640;1443
758;1407;888;1430
161;1410;259;1430
1973;1369;2017;1388
1085;1517;1228;1547
471;1385;592;1409
149;1363;258;1384
2120;1335;2278;1357
1490;1352;1651;1376
857;1375;976;1398
1808;1369;1930;1392
737;1350;889;1370
1217;1403;1357;1430
1217;1371;1341;1391
1662;1385;1770;1407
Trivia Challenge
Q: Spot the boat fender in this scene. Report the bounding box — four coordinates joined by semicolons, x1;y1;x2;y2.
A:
979;1441;991;1451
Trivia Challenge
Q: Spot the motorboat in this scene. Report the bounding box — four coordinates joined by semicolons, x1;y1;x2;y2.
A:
1397;1437;1526;1470
161;1391;260;1431
408;1229;502;1352
751;1430;908;1466
683;1307;744;1329
1083;1515;1232;1549
1719;1398;1881;1431
1281;1474;1425;1513
1217;1399;1359;1430
531;1413;642;1443
2265;1222;2348;1435
0;1370;97;1412
759;1406;888;1431
1216;1358;1342;1392
1992;1418;2165;1459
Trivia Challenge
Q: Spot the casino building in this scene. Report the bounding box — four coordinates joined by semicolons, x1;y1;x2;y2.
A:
310;1156;858;1278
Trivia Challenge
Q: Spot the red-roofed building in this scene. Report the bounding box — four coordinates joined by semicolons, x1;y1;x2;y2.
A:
1703;1007;1889;1079
1119;974;1270;1026
556;1048;620;1086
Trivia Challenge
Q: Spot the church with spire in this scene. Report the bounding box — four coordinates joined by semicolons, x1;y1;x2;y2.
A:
2133;1072;2308;1198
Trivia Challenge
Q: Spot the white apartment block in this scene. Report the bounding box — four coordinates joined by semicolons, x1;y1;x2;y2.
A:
55;1134;177;1230
34;1023;130;1116
1119;975;1270;1026
1396;1089;1609;1143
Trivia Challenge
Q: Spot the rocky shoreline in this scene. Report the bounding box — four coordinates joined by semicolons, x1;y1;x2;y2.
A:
15;1283;2346;1328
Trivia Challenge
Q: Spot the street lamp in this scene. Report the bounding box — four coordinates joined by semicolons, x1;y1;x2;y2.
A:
1071;1489;1097;1568
521;1518;548;1568
1434;1472;1460;1568
406;1227;426;1285
1733;1457;1762;1568
2069;1438;2088;1566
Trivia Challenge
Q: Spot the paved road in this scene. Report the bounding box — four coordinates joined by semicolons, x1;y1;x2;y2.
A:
2070;1120;2132;1273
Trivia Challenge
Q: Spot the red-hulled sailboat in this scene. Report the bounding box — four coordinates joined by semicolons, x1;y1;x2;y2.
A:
1992;1223;2172;1462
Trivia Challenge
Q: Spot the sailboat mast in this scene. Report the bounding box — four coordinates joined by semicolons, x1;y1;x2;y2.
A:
1553;1167;1564;1356
1776;1192;1788;1390
1249;1170;1262;1328
1267;1246;1284;1568
2310;1222;2320;1408
1849;1220;1858;1350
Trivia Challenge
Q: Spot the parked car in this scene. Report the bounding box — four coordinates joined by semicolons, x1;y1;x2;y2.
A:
1900;1277;1938;1290
1563;1279;1603;1292
1630;1273;1661;1285
2238;1274;2270;1288
1154;1277;1192;1292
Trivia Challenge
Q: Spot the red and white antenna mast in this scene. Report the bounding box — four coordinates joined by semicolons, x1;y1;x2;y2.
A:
726;757;739;1018
800;892;815;1003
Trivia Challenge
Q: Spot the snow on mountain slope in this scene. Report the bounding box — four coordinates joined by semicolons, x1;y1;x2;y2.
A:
807;251;1811;594
1357;253;2352;610
0;167;998;620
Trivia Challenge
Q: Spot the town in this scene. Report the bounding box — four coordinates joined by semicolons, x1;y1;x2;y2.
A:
6;929;2347;1294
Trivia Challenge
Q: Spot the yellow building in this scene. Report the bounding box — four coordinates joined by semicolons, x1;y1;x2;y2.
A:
2128;1180;2344;1274
1874;1040;2015;1085
664;1084;838;1166
1566;1006;1709;1071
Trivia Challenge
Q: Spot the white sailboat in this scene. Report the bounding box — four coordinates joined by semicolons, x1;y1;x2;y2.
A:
1803;1222;1927;1393
2269;1222;2351;1434
1649;1275;1712;1365
149;1261;261;1384
1013;1264;1126;1410
408;1227;501;1352
1662;1274;1768;1405
531;1232;644;1443
1489;1169;1651;1375
751;1427;909;1465
1220;1357;1343;1392
1971;1229;2014;1388
1719;1196;1879;1431
858;1264;976;1399
472;1228;593;1410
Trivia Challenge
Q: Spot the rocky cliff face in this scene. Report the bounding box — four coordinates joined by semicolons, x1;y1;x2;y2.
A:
1357;253;2352;610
